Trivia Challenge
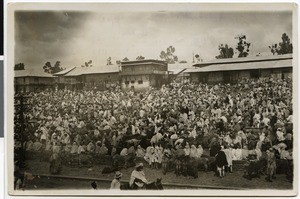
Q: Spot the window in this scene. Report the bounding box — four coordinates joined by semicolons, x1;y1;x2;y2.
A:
131;80;135;84
125;81;129;85
138;80;143;84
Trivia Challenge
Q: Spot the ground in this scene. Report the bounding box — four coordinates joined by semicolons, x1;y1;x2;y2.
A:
22;159;293;190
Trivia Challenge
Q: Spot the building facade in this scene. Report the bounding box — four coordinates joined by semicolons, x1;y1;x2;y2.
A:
82;65;120;90
186;54;292;84
53;67;76;90
14;69;55;93
120;60;168;91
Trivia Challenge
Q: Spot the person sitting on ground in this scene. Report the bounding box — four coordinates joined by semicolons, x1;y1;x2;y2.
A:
196;144;204;158
70;142;78;154
129;163;149;189
136;145;146;158
32;139;43;151
98;143;108;155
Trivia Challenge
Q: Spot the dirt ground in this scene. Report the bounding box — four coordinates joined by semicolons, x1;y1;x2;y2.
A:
23;159;293;190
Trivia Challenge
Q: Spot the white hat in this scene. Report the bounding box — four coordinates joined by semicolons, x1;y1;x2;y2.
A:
135;163;144;168
115;171;123;179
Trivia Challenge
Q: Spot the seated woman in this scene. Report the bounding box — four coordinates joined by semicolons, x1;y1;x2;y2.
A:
70;142;79;154
98;143;108;155
136;145;146;158
129;163;149;189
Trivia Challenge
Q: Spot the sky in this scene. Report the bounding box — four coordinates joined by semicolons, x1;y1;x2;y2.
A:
14;7;293;71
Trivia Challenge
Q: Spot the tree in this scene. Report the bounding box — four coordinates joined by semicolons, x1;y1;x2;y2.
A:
194;54;203;63
235;34;251;58
107;57;112;65
215;44;234;59
43;62;52;74
14;63;25;70
43;61;64;74
122;57;129;62
136;56;145;60
52;61;64;74
269;33;293;55
81;60;93;67
160;45;178;64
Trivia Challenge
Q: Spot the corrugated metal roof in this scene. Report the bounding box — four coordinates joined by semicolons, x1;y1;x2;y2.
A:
83;65;119;75
53;67;76;76
185;59;292;73
64;67;88;77
15;69;54;78
168;63;195;75
64;65;120;76
194;54;292;67
121;59;167;65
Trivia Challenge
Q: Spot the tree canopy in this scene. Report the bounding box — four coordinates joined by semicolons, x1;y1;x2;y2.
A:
14;63;25;70
81;60;93;67
160;46;178;64
107;57;112;65
43;61;64;74
269;33;293;55
136;56;145;61
122;57;129;62
235;34;251;58
215;44;234;59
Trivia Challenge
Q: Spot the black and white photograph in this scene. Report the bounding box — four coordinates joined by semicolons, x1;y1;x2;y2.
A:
6;2;297;196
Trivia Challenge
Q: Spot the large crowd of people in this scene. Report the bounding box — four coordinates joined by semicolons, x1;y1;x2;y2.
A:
19;77;293;183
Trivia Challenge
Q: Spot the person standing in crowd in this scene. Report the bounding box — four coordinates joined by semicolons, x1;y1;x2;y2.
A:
265;148;277;182
110;171;123;189
19;77;293;186
215;146;228;178
224;145;233;173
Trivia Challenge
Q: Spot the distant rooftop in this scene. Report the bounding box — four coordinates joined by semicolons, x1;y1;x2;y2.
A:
83;65;119;75
168;62;195;75
186;58;292;73
121;59;167;66
53;67;76;76
193;54;292;68
15;69;54;78
64;67;87;77
64;65;119;77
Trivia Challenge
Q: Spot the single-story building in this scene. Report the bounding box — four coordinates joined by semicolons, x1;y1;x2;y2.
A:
185;54;292;84
14;69;55;93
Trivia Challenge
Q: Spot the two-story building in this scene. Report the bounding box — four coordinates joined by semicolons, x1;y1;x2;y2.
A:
53;67;76;90
120;59;168;91
82;65;120;90
14;69;55;93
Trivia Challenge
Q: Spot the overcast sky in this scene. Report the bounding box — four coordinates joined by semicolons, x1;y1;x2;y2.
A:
15;8;293;71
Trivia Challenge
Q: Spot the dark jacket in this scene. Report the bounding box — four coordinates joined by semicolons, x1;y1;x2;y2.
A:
216;150;228;167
